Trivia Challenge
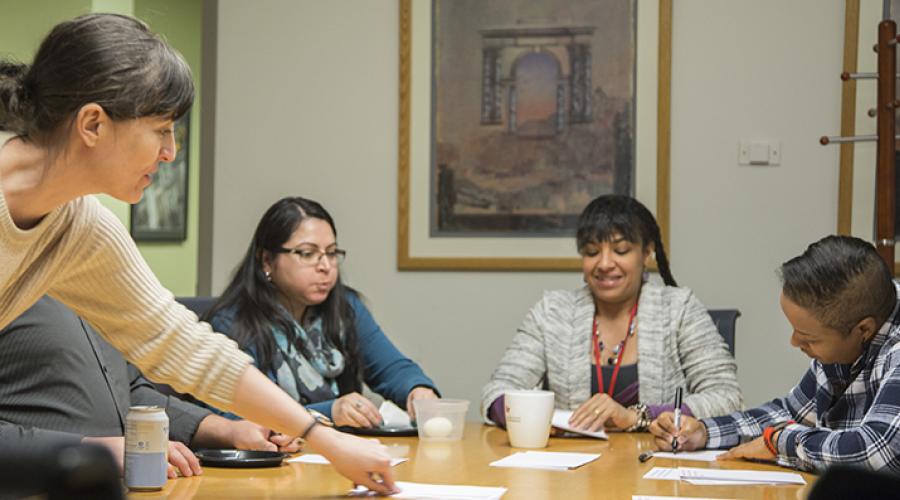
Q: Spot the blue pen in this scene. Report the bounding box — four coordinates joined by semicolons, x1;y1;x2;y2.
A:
671;387;683;453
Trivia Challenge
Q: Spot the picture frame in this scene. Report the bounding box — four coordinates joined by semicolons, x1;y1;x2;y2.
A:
130;112;190;242
837;0;900;274
398;0;672;271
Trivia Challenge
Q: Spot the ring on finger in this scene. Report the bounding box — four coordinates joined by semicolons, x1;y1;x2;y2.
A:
593;409;600;416
355;401;364;409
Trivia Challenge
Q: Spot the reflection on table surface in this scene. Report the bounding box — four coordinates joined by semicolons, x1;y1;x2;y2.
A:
129;422;816;499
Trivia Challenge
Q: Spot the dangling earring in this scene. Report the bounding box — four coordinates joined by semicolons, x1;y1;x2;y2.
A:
265;271;272;282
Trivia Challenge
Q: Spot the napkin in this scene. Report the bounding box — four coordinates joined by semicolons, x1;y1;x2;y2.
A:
380;401;412;428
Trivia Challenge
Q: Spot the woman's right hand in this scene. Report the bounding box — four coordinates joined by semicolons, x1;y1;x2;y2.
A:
649;412;708;451
332;392;383;428
309;426;398;495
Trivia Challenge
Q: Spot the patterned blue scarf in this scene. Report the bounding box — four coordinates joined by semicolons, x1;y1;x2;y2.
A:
271;309;345;405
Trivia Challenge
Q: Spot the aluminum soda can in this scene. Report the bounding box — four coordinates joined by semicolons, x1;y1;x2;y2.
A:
124;405;169;491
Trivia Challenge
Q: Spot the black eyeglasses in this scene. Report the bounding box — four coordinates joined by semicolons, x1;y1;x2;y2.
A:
275;247;347;267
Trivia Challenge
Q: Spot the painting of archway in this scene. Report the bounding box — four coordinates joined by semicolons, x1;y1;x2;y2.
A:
432;0;635;236
512;51;561;137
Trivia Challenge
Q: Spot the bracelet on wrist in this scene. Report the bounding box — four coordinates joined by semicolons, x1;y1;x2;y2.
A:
299;419;320;442
762;420;795;457
625;403;650;432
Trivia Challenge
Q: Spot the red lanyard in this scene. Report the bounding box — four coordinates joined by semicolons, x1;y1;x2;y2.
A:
592;302;638;398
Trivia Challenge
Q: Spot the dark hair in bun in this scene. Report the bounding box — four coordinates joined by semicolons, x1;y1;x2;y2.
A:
0;13;193;143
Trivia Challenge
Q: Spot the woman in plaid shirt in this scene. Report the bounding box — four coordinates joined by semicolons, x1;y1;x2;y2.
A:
650;235;900;473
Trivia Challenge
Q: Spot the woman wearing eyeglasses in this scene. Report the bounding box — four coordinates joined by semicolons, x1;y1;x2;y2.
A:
204;197;439;428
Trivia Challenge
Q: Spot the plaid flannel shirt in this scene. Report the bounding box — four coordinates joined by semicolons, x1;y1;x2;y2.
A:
701;282;900;473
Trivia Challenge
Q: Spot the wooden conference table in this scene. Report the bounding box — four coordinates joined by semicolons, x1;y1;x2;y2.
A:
129;422;816;499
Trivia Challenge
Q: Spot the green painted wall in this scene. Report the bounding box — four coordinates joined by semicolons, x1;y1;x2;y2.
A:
0;1;92;59
0;0;203;295
133;0;203;296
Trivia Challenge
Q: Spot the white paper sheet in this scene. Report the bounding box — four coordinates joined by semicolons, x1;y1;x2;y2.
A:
350;481;507;499
489;451;600;471
633;496;734;500
380;400;412;428
550;409;609;440
684;479;757;486
649;450;724;462
678;467;805;485
644;467;759;485
288;454;407;467
643;467;682;481
642;466;805;485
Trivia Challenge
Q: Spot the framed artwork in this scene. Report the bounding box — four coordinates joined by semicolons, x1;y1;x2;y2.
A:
398;0;672;270
130;112;190;242
837;0;900;273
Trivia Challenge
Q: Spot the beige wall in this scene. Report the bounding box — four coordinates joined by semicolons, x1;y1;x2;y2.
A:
669;1;844;403
210;0;844;412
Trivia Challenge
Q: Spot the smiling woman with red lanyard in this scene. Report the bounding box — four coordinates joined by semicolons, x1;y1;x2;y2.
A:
481;195;742;433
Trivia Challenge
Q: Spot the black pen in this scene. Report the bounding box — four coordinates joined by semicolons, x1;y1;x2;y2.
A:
638;451;654;463
671;387;683;453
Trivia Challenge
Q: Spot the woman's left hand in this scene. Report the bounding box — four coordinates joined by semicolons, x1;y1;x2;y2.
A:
569;393;637;432
406;387;439;420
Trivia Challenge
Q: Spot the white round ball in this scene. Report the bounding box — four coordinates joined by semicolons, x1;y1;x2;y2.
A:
423;417;453;438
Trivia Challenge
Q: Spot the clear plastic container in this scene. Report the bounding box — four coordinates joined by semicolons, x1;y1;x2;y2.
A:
413;399;470;441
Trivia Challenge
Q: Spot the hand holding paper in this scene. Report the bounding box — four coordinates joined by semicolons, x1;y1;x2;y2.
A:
551;409;609;439
350;481;507;499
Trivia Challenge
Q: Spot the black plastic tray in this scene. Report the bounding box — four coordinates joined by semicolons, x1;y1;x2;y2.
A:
194;449;289;468
337;425;419;437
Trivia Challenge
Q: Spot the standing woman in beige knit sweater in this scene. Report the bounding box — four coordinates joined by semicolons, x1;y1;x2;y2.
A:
0;13;396;494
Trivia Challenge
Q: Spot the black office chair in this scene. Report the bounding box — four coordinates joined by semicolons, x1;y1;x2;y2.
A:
707;309;740;356
175;296;217;318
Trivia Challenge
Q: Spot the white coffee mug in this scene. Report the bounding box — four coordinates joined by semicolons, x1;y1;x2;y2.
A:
504;390;555;448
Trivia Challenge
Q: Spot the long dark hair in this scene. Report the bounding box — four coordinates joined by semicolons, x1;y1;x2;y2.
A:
205;197;363;393
0;13;193;143
576;194;677;287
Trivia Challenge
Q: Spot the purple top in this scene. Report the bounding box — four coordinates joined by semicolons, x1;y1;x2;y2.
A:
488;364;693;427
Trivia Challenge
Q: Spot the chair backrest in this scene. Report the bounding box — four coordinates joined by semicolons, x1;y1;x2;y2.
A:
175;296;218;318
707;309;740;356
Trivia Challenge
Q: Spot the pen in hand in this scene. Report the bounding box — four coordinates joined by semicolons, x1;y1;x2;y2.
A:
671;387;683;453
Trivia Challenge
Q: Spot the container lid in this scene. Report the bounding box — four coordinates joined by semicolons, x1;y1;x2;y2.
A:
128;405;163;413
413;398;470;411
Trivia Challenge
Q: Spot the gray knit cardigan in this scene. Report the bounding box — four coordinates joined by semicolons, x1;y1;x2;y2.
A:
481;283;743;423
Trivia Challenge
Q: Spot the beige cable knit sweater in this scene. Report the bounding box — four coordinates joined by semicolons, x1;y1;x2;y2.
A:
0;191;251;410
